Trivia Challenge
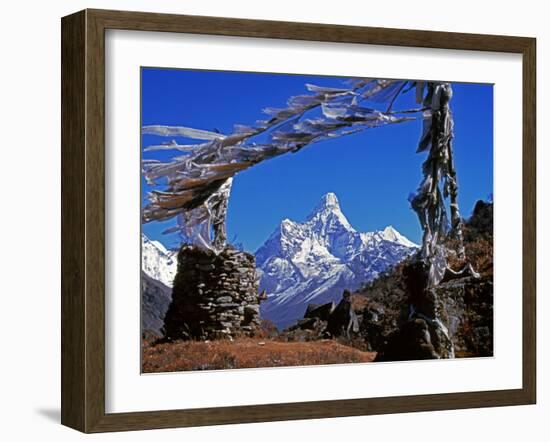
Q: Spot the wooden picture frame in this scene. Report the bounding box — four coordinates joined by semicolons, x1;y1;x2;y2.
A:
61;8;536;433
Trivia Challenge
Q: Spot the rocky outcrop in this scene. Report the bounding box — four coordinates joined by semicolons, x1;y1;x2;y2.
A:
325;290;360;338
282;290;360;341
465;200;493;242
162;246;261;341
374;273;493;361
281;255;493;360
304;302;336;321
431;275;493;358
361;200;495;361
358;305;386;352
374;318;439;361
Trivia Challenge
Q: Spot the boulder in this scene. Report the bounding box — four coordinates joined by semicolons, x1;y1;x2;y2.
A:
325;290;359;338
375;318;439;361
304;301;336;321
284;290;360;340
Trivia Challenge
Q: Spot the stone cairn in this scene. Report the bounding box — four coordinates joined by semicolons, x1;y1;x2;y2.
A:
162;245;261;341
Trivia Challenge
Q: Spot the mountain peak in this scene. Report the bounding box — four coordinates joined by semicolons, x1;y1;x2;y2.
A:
256;195;418;328
308;192;342;217
320;192;340;208
383;225;398;236
380;225;418;248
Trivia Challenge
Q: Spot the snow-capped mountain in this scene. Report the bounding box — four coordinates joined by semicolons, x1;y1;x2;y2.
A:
256;192;417;329
141;234;178;335
141;234;178;288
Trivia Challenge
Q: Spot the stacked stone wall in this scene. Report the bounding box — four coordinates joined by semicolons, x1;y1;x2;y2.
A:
163;246;261;340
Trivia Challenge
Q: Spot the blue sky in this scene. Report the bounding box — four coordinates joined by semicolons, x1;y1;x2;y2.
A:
141;68;493;252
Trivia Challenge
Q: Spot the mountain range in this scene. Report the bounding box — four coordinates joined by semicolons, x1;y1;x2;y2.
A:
256;193;417;328
141;192;417;332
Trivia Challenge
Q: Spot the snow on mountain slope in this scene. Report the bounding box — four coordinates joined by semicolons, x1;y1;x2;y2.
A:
141;234;177;288
256;193;418;329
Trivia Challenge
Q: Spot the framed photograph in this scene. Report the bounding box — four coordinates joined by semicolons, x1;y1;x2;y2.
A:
61;9;536;433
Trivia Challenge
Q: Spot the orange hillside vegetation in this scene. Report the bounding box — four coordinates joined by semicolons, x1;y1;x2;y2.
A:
142;338;376;373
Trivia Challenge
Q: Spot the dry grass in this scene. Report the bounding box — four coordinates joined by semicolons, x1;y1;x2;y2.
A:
142;337;376;373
